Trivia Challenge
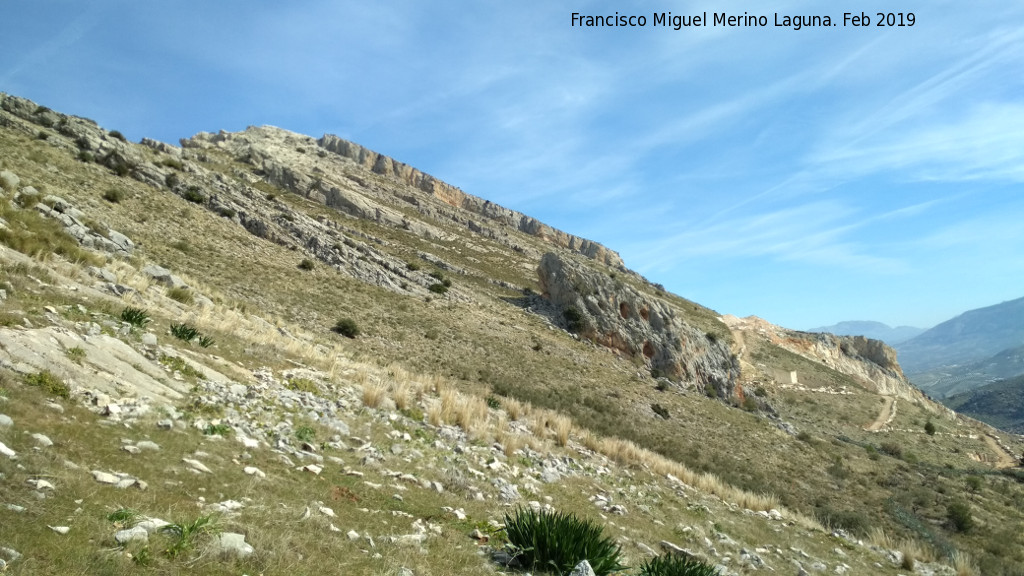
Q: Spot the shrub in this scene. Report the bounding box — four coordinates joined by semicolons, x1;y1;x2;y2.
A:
170;323;200;342
160;157;184;170
202;423;231;436
65;346;86;363
563;307;585;332
295;426;316;443
406;261;420;271
120;307;151;328
924;420;936;435
879;442;903;458
165;172;180;189
182;185;205;204
298;258;315;271
947;501;974;533
25;370;71;399
108;130;127;142
77;150;94;163
503;508;626;576
815;507;871;535
639;553;719;576
332;318;360;338
102;187;125;203
428;283;448;294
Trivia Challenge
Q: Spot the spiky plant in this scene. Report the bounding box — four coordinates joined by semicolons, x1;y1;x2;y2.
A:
502;508;626;576
120;306;150;328
170;323;200;342
639;553;719;576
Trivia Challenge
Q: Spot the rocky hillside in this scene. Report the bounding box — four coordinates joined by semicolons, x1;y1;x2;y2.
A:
2;92;1024;575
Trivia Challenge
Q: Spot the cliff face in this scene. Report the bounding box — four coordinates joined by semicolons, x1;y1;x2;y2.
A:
538;252;739;398
316;133;624;267
723;315;922;401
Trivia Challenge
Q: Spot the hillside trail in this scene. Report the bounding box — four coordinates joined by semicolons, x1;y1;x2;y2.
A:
865;397;895;431
982;435;1019;469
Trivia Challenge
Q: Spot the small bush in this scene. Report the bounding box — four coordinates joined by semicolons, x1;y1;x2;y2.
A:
563;307;585;332
196;335;215;348
924;420;936;435
428;283;448;294
65;346;86;363
77;150;94;163
486;395;502;409
159;515;218;559
503;508;626;576
286;378;319;394
167;287;194;304
102;187;125;203
796;431;813;443
215;206;235;219
406;261;420;271
879;442;903;458
25;370;71;399
160;157;184;170
815;507;870;535
741;396;758;412
332;318;360;338
108;130;127;142
170;323;200;342
639;553;719;576
298;258;315;271
165;172;180;189
182;185;204;204
947;501;974;533
202;423;231;436
295;426;316;443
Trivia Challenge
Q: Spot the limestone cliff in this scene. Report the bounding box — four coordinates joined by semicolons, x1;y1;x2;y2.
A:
538;252;739;398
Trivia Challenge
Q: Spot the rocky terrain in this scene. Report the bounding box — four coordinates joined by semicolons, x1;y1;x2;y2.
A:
2;92;1024;575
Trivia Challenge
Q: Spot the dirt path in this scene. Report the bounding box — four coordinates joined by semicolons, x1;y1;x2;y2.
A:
982;435;1019;469
865;397;895;431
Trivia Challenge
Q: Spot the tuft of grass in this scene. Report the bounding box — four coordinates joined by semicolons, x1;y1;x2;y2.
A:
159;354;205;380
120;306;151;328
503;508;626;576
170;323;200;342
295;426;316;443
65;346;86;363
298;258;315;271
361;382;387;409
159;514;219;559
167;287;194;304
285;377;319;394
25;370;71;399
196;334;215;348
107;508;143;528
102;187;125;203
203;423;231;436
639;553;719;576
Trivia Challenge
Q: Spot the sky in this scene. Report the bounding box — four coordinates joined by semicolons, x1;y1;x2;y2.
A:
2;1;1023;330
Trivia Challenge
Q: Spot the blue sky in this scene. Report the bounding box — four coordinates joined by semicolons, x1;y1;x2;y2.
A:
3;1;1023;330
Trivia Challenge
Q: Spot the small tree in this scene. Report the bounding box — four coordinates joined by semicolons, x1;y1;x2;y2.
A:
924;420;936;436
947;501;974;533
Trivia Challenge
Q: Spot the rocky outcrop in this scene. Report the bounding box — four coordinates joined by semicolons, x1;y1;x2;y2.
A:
317;133;624;267
723;315;922;401
537;252;739;397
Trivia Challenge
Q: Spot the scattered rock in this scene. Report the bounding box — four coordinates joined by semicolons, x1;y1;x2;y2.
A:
569;560;597;576
48;526;70;535
209;532;254;559
114;526;149;545
0;441;16;459
0;414;12;428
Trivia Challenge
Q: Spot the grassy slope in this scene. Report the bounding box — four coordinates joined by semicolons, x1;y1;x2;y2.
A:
2;111;1024;574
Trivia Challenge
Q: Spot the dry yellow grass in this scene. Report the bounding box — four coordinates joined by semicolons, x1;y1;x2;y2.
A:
951;551;979;576
454;395;488;432
361;381;387;408
440;388;458;423
426;399;444;426
391;380;410;412
898;538;935;569
504;397;526;421
551;414;572;447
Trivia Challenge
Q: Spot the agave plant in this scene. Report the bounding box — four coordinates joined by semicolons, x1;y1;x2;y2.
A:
169;323;200;342
120;306;150;328
503;508;626;576
639;553;720;576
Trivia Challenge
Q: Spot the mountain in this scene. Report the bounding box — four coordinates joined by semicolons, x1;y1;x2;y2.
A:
910;343;1024;398
808;321;925;346
943;374;1024;434
896;296;1024;379
2;92;1024;574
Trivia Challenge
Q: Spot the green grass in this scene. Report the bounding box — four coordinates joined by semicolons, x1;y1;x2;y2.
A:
502;507;626;576
24;370;71;399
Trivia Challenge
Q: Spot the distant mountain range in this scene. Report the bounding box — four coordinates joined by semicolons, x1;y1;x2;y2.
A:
943;374;1024;434
896;296;1024;376
807;321;925;346
910;343;1024;398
